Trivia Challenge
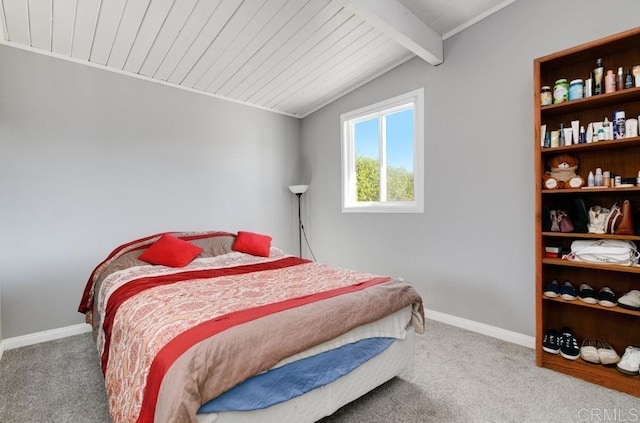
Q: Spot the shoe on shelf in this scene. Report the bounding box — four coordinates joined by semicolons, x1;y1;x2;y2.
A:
543;280;561;298
560;281;577;301
542;329;561;354
560;327;580;360
618;290;640;311
578;284;597;304
616;346;640;376
597;341;621;365
597;287;618;308
580;339;599;363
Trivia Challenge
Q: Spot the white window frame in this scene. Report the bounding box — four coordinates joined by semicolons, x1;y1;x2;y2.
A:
340;88;424;213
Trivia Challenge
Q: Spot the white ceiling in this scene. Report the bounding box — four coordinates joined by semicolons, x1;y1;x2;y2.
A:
0;0;516;118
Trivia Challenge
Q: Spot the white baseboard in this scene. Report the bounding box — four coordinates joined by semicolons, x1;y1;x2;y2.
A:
1;323;92;353
425;308;535;349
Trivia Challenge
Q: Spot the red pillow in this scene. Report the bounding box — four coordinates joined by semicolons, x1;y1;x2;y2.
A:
232;231;272;257
138;234;203;267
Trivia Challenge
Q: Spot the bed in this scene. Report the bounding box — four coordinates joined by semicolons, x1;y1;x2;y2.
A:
78;231;424;423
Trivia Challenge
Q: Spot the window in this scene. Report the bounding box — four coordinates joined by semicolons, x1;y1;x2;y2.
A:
341;88;424;213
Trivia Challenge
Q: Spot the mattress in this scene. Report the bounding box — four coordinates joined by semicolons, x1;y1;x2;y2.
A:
196;305;415;423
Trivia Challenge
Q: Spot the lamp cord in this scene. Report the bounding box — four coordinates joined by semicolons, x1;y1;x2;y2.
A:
300;222;317;262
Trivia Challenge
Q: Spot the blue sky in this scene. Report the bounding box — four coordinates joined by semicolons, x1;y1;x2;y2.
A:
354;108;414;170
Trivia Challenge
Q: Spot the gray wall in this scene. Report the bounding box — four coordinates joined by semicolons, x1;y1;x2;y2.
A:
0;46;301;338
301;0;640;336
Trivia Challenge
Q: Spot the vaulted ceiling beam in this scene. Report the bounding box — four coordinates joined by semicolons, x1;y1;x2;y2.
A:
343;0;443;65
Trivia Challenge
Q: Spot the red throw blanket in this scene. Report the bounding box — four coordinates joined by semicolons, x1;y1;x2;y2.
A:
81;233;424;423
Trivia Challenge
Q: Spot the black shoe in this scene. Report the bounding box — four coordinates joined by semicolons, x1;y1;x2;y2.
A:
597;287;617;307
542;329;561;354
578;283;597;304
560;327;580;360
560;281;577;300
543;280;560;298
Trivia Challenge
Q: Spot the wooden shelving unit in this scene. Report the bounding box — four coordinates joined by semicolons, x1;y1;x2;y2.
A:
534;27;640;398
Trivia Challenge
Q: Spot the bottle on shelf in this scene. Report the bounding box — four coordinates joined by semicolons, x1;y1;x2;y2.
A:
625;69;634;89
594;58;604;95
605;70;616;93
585;72;594;97
595;168;603;186
603;117;611;140
616;66;624;91
614;111;626;139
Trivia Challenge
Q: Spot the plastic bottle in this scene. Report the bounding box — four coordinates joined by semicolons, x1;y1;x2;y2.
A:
579;126;586;143
597;124;606;141
585;72;594;97
594;58;604;95
559;123;565;146
595;168;603;187
569;79;584;100
540;86;552;105
553;79;569;104
616;67;624;90
587;171;595;187
625;69;634;89
603;117;611;140
614;110;625;139
605;70;616;93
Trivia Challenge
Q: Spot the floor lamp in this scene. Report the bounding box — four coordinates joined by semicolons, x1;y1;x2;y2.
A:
288;184;308;257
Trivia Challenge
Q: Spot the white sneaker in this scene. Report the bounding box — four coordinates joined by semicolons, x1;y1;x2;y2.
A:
616;346;640;375
597;341;620;365
618;290;640;311
580;339;599;363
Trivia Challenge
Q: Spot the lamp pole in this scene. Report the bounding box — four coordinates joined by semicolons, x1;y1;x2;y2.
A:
288;185;308;258
296;192;303;257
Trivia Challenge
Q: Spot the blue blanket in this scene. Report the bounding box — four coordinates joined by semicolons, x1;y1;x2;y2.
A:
198;337;395;413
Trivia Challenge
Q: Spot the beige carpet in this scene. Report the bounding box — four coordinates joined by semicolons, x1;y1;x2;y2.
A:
0;319;637;422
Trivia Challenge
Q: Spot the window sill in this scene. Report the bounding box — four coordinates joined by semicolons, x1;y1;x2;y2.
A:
342;202;423;214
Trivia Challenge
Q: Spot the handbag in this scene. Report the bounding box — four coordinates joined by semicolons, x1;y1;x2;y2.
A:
550;210;573;232
569;239;639;266
588;206;609;234
615;200;635;235
604;202;622;234
558;211;574;232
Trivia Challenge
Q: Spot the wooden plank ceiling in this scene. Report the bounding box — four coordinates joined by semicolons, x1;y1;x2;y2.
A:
0;0;514;118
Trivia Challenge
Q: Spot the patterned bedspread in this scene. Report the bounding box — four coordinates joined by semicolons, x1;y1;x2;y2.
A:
79;232;424;423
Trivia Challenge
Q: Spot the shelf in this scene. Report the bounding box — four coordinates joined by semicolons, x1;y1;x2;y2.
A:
542;258;640;273
542;232;640;240
539;353;640;398
542;296;640;318
541;136;640;154
535;28;640;398
541;186;640;194
540;87;640;117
